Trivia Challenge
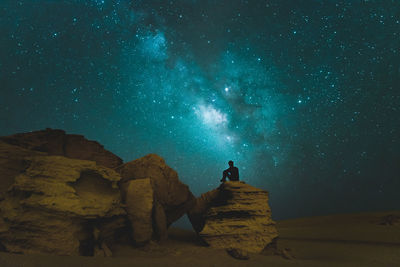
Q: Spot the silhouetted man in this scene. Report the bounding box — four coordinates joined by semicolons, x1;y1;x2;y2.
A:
220;160;239;182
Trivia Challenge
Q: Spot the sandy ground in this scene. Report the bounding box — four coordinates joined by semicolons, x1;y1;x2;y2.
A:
1;211;399;267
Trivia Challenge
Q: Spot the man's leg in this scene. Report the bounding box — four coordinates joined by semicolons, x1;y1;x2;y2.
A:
221;170;228;182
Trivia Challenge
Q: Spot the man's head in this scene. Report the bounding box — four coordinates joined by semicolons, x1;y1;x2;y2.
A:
228;160;234;167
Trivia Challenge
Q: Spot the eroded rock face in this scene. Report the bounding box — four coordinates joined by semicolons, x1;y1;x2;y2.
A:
0;141;45;196
117;154;195;242
188;181;278;253
0;128;123;169
0;154;125;255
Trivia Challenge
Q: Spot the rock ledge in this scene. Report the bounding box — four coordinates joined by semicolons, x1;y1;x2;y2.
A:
188;181;278;253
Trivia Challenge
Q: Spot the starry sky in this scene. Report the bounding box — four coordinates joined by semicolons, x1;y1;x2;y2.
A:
1;0;399;221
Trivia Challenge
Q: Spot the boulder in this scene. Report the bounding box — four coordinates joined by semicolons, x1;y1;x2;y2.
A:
188;181;278;253
125;178;154;243
0;153;125;256
116;154;195;241
0;128;123;169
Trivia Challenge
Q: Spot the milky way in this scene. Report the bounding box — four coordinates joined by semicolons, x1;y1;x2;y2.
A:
1;0;399;221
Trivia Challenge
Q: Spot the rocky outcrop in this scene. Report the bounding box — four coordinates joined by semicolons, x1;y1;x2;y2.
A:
0;152;125;256
188;181;278;254
1;129;279;257
0;128;123;169
116;154;195;242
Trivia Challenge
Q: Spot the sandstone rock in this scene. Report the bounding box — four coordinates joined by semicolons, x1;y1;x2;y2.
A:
0;128;122;169
94;243;112;257
116;154;195;241
188;181;278;253
0;141;45;196
125;178;154;243
0;154;125;255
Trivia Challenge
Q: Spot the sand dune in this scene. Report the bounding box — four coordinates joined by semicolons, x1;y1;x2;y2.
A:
0;211;399;266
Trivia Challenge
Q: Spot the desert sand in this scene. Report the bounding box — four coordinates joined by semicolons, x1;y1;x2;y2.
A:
0;211;399;267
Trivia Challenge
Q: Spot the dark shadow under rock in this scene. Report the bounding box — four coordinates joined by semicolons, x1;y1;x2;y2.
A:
226;248;250;260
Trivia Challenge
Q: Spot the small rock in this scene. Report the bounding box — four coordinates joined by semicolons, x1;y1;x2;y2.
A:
379;214;400;226
281;248;294;260
226;248;250;260
102;243;113;257
172;249;182;256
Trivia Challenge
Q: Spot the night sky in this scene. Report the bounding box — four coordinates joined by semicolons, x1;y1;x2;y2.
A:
1;0;399;221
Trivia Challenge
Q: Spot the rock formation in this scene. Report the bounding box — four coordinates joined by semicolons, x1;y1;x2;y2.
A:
3;129;273;257
188;181;278;254
116;154;196;242
0;128;123;169
0;142;126;256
